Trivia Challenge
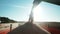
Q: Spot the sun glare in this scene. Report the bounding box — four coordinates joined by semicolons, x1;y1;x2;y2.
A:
33;5;44;22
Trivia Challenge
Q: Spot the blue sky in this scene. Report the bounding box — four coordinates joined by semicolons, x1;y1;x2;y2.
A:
0;0;60;22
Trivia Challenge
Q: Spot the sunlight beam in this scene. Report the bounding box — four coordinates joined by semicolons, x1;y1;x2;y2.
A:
33;5;43;22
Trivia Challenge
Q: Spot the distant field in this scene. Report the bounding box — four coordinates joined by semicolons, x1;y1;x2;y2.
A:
0;22;60;34
38;22;60;34
0;23;25;34
0;22;60;31
39;22;60;29
0;23;25;30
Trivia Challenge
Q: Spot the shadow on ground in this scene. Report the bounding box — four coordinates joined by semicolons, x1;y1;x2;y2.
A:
8;22;49;34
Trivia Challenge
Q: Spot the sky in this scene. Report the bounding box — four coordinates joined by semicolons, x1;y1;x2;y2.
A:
0;0;60;22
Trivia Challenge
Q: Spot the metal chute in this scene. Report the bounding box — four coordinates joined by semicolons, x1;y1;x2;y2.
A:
33;0;60;8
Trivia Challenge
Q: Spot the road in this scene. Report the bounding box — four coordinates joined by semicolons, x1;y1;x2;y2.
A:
8;22;50;34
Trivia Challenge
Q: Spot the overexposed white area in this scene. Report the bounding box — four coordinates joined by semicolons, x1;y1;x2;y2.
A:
33;2;60;22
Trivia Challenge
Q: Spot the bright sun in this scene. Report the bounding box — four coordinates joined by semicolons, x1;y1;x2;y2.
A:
33;5;44;22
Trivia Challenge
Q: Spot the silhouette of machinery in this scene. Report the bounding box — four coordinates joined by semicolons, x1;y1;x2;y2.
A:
28;0;60;24
28;9;33;23
8;0;60;34
33;0;60;8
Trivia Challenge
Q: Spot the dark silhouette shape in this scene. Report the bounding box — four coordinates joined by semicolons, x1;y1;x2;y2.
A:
33;0;60;8
28;10;33;23
0;17;16;23
0;17;10;23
